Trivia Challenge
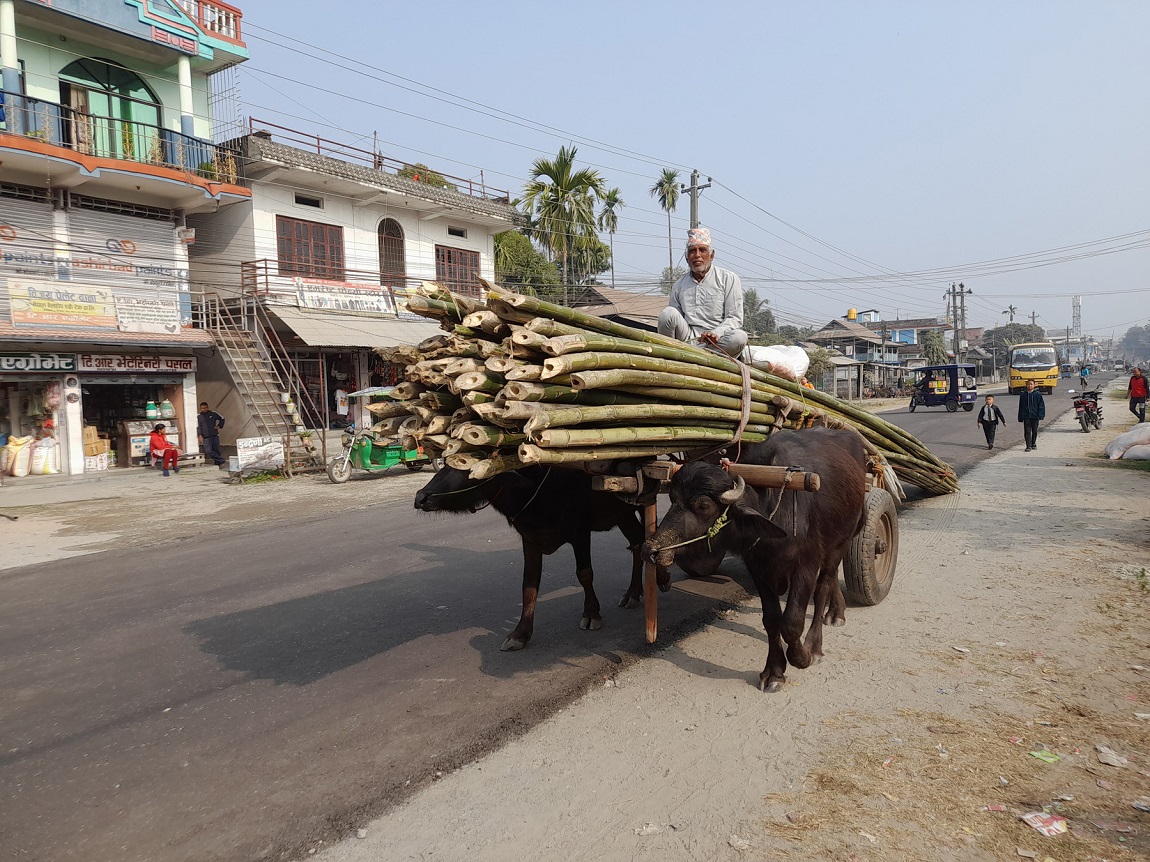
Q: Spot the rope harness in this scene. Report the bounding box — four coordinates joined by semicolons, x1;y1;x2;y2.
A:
651;506;732;554
424;466;553;521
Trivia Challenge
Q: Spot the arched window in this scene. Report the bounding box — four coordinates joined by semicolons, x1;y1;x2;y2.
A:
58;58;161;158
378;218;406;288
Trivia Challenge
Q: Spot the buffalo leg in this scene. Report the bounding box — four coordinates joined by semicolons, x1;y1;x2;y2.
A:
754;576;789;693
808;558;846;658
571;532;603;632
617;512;645;609
502;540;544;651
781;565;819;670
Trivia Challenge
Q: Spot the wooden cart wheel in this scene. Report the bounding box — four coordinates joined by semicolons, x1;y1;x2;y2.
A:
844;488;898;606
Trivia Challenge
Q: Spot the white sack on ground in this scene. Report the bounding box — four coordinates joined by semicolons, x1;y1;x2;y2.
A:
747;345;810;382
1104;425;1150;459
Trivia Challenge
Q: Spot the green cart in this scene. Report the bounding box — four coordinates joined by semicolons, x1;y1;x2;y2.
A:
326;387;440;483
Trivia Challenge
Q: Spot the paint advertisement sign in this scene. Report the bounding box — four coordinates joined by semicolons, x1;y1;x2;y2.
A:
8;279;117;328
235;436;286;471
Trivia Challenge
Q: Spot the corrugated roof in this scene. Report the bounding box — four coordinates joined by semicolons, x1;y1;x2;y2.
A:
574;285;667;328
0;323;214;347
268;307;443;348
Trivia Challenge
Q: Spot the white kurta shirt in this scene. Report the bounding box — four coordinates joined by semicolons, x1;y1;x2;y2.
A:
667;265;744;340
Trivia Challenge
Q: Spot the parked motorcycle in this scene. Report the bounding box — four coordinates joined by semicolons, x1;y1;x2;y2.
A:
1068;388;1103;433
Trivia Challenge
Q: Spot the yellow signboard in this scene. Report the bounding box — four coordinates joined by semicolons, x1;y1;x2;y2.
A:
8;279;116;328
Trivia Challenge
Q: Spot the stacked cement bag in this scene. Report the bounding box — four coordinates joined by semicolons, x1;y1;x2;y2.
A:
1104;425;1150;460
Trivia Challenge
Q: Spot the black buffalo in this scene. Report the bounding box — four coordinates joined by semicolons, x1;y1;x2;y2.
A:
643;429;867;692
415;466;656;651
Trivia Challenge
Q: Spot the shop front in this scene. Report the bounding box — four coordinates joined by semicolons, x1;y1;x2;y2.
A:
0;350;200;477
76;353;199;470
0;352;76;477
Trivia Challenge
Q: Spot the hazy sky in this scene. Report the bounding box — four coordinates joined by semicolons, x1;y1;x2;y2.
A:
234;0;1149;340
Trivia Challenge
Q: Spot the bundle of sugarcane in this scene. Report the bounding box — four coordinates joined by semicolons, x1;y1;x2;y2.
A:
373;281;958;496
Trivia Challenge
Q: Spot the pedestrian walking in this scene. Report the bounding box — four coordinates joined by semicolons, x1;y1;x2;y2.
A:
976;394;1007;450
197;401;227;468
1129;367;1148;423
1017;379;1046;451
1079;364;1091;389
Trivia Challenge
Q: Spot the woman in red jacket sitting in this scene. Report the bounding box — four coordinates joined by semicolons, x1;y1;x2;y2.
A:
149;423;180;476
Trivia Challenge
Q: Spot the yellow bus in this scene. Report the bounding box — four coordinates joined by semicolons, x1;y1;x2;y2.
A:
1008;342;1059;394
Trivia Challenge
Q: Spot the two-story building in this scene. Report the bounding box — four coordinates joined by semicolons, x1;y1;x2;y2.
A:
0;0;249;475
186;121;521;442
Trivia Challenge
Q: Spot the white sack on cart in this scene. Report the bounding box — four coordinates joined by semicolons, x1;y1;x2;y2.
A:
1121;444;1150;461
1104;424;1150;459
747;345;810;382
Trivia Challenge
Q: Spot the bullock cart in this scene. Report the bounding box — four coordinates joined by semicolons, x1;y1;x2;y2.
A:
378;282;953;643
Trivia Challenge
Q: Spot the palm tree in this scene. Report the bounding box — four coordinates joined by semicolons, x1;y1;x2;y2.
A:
1002;304;1017;324
522;146;605;290
743;287;771;336
650;169;680;273
597;187;625;288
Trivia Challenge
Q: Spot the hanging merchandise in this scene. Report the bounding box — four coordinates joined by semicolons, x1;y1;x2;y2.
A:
5;435;33;477
145;401;160;420
159;399;176;419
44;381;63;411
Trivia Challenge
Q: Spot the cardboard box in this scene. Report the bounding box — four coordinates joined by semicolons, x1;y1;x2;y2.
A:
84;453;108;472
83;426;100;445
84;439;110;457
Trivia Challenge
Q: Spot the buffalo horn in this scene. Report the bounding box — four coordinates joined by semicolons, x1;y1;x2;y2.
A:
718;475;746;505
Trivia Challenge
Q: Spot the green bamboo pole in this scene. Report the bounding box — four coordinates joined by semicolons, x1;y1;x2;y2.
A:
454;371;505;394
522;402;778;437
519;444;689;465
534;426;770;448
501;381;653;406
460;425;527;448
469;452;529;479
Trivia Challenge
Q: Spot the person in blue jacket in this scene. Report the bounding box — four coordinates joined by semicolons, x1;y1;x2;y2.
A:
1017;379;1046;452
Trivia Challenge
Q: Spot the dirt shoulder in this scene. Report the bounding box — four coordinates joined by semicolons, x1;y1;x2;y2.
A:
320;403;1150;861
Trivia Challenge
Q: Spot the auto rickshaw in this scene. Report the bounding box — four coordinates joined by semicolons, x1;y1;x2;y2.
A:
1060;363;1074;379
326;387;440;483
908;364;978;413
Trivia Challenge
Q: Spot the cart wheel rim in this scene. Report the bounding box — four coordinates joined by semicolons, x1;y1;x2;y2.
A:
873;509;896;587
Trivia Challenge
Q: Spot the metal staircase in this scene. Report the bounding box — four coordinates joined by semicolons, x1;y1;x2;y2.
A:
202;293;326;473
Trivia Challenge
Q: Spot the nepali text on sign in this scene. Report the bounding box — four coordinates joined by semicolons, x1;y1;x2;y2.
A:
0;352;79;372
76;354;197;373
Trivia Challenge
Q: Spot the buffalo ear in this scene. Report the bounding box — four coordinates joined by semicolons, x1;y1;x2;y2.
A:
732;500;788;539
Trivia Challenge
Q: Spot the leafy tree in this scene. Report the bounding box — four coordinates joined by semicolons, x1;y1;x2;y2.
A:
804;347;834;390
494;231;560;298
1120;325;1150;361
650;169;680;274
522;145;605;286
659;265;685;295
567;237;612;286
597;187;625;289
397;163;454;190
742;288;776;336
921;330;949;365
777;324;816;341
981;323;1048;367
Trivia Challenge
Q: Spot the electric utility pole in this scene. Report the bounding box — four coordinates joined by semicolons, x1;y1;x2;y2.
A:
949;282;972;363
1029;311;1039;327
681;169;713;229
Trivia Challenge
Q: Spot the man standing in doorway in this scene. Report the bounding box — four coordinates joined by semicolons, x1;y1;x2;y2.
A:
1128;367;1148;423
197;401;227;468
658;227;748;359
1017;379;1046;452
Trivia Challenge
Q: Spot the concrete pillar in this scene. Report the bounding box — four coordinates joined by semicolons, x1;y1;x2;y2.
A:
177;54;195;137
1;0;22;134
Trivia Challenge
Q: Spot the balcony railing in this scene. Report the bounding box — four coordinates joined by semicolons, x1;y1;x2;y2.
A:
239;259;484;302
0;91;238;183
247;118;511;203
176;0;244;44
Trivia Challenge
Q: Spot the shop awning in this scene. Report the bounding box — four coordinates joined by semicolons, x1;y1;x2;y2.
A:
268;307;443;348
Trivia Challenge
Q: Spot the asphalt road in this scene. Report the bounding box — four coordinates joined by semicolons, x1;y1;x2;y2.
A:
0;374;1106;862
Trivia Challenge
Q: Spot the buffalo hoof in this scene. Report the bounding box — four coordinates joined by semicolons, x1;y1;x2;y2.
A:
580;616;603;631
830;616;846;628
618;594;641;609
500;635;528;651
759;675;785;693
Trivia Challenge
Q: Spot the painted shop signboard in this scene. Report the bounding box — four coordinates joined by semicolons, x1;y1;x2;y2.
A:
76;354;197;374
7;278;183;333
0;352;79;372
235;436;286;471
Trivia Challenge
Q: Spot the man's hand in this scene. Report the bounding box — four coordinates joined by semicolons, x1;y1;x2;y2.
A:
699;331;719;347
197;434;203;442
